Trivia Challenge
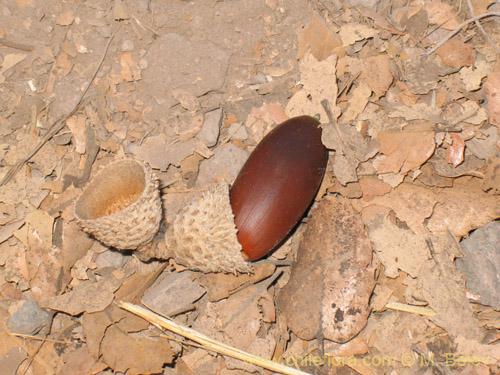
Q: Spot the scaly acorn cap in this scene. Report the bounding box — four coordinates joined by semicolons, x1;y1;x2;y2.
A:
157;182;252;274
74;158;162;250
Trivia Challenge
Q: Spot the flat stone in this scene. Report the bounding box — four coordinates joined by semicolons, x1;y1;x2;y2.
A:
7;299;50;335
456;221;500;310
196;108;222;147
196;144;248;188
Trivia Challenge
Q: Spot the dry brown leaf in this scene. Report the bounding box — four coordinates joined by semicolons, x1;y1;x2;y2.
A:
191;284;277;373
359;176;392;201
297;13;342;60
356;179;500;237
396;81;420;106
446;133;465;167
131;134;200;170
436;39;476;68
341;82;371;123
387;103;442;121
426;178;500;236
360;55;393;100
376;131;435;174
24;210;70;306
59;346;107;375
420;234;483;340
362;205;430;278
101;326;174;374
425;1;460;30
339;23;377;46
277;197;375;343
470;0;495;13
42;270;126;315
485;71;500;127
460;60;491;91
66;113;86;154
285;52;339;123
120;52;141;82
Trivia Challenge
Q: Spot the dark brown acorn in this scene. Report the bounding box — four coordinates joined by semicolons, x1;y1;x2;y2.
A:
230;115;328;260
160;115;328;273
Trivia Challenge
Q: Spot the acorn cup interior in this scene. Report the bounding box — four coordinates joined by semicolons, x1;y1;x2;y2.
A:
75;160;146;220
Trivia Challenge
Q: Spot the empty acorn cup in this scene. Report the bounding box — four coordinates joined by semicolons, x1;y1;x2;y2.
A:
74;158;162;250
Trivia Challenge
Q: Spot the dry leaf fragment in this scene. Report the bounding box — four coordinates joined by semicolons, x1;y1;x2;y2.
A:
120;52;141;82
297;13;342;60
341;82;371;123
425;1;460;30
285;53;339;123
42;270;125;315
59;346;107;375
359;176;392;201
101;326;174;375
376;131;435;174
277;197;375;343
362;205;430;278
130;134;200;171
420;234;483;340
436;39;476;68
66;113;86;154
339;23;377;47
459;60;491;91
360;54;393;100
485;71;500;127
446;133;465;167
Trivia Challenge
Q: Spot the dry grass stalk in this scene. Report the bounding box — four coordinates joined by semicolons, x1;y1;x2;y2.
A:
117;301;313;375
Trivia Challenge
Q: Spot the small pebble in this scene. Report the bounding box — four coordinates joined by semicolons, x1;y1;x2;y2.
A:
196;108;222;147
121;40;135;52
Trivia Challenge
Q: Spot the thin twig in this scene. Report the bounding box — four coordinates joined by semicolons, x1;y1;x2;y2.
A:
423;12;500;56
467;0;500;53
0;29;117;187
118;301;312;375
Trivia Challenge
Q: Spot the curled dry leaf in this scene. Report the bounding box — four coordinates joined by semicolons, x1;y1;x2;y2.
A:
277;196;375;343
376;131;435;174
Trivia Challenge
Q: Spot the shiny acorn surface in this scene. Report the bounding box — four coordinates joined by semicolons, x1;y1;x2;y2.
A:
229;115;328;261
